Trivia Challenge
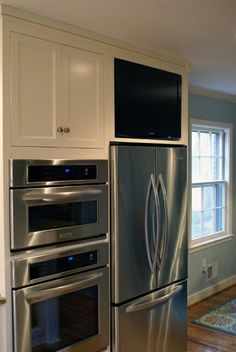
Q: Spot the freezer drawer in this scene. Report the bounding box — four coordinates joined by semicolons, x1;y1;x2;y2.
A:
112;280;187;352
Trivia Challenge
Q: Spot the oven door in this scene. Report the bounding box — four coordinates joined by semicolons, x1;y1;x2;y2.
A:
10;184;108;250
13;267;109;352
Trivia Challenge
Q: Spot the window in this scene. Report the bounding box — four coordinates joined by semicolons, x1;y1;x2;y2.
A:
191;120;232;248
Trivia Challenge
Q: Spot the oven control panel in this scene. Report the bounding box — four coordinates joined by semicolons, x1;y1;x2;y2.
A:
28;164;97;182
30;250;97;280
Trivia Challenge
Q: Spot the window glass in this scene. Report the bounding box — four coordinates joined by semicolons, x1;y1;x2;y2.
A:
191;122;230;247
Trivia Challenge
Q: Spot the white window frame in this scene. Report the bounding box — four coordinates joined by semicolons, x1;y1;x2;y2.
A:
190;119;233;250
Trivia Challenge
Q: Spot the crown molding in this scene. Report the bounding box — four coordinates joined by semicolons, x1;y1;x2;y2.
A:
189;85;236;103
0;4;190;71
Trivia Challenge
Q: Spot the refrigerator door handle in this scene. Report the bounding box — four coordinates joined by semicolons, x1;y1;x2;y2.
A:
145;174;160;273
157;173;168;267
125;284;183;314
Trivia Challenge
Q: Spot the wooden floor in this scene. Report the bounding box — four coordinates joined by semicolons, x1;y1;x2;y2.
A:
187;285;236;352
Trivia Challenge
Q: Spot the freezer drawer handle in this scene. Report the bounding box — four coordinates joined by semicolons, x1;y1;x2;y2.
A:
25;272;103;304
125;284;183;314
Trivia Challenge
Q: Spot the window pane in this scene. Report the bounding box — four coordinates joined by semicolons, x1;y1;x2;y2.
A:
192;157;199;182
200;132;210;156
192;187;202;211
192;131;199;156
200;157;212;181
216;184;225;207
203;186;214;210
191;123;229;244
203;210;214;235
216;208;224;232
192;212;201;239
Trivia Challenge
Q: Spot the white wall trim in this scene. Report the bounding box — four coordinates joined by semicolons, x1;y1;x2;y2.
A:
188;274;236;306
189;85;236;103
0;4;189;70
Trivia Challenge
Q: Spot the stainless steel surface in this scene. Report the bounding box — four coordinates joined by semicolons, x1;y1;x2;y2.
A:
111;145;187;304
111;145;157;303
113;280;187;352
10;159;108;187
10;184;108;250
12;239;108;288
13;267;109;352
145;173;160;273
0;295;6;304
25;272;104;304
125;284;183;313
157;173;168;270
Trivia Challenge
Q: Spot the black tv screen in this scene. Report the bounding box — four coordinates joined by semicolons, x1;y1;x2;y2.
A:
114;58;182;140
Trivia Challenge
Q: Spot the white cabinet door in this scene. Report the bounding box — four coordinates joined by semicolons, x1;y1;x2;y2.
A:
61;45;104;148
11;33;104;149
11;33;62;147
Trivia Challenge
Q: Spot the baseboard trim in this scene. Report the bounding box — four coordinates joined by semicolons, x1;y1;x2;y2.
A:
188;275;236;306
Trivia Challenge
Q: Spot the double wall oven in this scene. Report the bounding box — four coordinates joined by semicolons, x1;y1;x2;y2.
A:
10;159;109;352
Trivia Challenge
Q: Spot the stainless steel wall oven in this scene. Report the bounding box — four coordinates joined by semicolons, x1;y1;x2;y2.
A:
9;160;108;250
10;159;109;352
11;239;109;352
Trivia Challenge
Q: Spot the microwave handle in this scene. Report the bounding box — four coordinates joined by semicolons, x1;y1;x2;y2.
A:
22;188;102;202
25;272;103;304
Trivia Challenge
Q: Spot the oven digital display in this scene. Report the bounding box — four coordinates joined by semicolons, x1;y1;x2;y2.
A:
30;250;97;280
27;165;97;182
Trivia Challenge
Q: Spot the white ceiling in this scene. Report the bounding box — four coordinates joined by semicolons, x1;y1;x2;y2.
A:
2;0;236;97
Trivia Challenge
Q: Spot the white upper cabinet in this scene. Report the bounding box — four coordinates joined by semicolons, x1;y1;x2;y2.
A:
61;45;104;148
11;33;61;147
10;33;104;149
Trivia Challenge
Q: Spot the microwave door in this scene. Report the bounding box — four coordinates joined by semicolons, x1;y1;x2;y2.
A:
10;184;108;250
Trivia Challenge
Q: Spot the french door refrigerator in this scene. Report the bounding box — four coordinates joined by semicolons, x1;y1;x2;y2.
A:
110;143;188;352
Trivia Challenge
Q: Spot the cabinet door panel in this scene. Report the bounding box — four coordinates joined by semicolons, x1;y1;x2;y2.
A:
62;46;104;148
11;33;61;146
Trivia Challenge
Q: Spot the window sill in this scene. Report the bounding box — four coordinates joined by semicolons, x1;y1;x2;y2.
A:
189;233;234;253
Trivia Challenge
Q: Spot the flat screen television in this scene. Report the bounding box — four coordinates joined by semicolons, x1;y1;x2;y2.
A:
114;58;182;140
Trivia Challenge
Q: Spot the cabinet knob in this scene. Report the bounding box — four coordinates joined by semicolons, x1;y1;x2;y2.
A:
0;295;6;305
57;127;64;133
63;127;71;133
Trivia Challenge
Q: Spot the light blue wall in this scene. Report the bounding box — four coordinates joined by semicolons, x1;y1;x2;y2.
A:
188;93;236;297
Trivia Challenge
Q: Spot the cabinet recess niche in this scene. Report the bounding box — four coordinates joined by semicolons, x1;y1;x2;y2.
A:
11;33;104;148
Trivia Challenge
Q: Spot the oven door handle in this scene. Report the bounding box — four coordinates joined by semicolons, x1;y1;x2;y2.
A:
22;188;102;202
25;272;103;304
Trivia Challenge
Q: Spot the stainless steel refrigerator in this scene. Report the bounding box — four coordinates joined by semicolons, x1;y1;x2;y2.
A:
110;143;188;352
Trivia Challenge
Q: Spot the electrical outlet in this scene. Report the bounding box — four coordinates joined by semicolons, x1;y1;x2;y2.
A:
201;258;208;274
206;262;218;281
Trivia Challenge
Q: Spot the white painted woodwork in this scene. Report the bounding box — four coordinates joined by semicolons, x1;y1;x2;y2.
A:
11;33;61;147
0;5;189;351
61;45;104;148
10;33;104;149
